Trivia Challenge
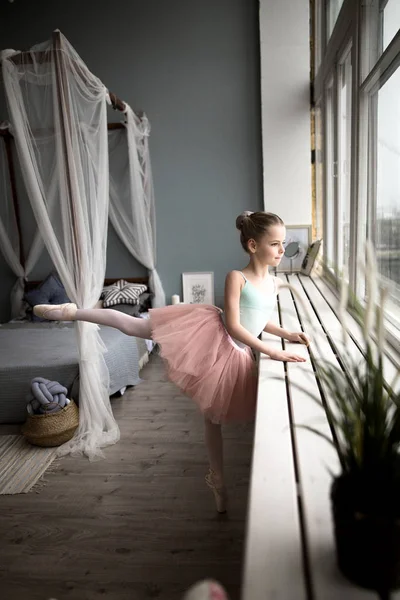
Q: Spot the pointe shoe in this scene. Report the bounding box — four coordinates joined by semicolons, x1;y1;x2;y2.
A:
33;302;77;321
205;469;228;513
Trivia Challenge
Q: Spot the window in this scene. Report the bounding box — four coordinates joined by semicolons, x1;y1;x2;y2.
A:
314;104;324;240
382;0;400;52
320;50;353;278
314;0;400;344
327;0;345;39
325;80;336;270
361;0;400;79
375;67;400;325
315;0;324;72
338;47;352;273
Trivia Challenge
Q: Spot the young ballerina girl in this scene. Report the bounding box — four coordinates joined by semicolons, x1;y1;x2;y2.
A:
34;211;310;513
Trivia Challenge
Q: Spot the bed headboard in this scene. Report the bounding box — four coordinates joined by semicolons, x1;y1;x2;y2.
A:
25;277;149;293
104;277;148;287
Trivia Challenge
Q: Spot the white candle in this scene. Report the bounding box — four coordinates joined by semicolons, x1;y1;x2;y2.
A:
171;294;180;305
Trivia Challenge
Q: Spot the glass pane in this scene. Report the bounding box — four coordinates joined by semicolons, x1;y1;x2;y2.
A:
325;83;335;269
315;105;324;240
338;49;352;274
376;66;400;312
361;0;400;79
382;0;400;53
327;0;345;39
315;0;323;72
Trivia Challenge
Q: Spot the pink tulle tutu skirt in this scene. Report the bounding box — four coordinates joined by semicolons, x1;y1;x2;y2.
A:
149;304;258;424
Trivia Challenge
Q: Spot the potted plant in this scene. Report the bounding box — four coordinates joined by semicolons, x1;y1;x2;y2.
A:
289;245;400;599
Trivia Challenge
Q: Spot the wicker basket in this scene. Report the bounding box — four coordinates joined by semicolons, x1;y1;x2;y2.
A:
21;400;79;447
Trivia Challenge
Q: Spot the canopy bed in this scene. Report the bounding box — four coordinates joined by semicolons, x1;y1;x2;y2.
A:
0;31;165;458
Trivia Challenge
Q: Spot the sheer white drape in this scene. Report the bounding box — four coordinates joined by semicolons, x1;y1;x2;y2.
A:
2;31;119;459
108;107;165;307
0;125;44;318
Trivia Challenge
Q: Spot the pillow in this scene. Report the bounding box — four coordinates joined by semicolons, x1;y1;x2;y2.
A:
99;279;129;300
136;291;153;312
110;303;141;317
25;273;70;322
108;292;153;316
100;284;116;300
102;280;148;308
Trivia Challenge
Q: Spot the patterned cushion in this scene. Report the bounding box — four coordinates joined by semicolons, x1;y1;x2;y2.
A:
102;280;148;308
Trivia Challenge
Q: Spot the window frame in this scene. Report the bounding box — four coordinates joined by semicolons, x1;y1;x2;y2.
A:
323;75;337;273
319;25;355;281
336;40;353;273
314;0;400;351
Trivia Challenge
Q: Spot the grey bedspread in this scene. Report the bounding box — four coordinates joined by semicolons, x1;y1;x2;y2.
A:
0;322;147;424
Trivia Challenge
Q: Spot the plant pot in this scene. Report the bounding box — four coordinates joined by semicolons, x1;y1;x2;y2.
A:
331;475;400;594
21;400;79;447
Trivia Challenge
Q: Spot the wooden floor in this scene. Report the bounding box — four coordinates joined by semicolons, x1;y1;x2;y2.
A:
0;354;254;600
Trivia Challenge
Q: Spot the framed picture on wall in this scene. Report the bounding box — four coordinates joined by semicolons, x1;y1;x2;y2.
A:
182;272;214;305
277;225;312;273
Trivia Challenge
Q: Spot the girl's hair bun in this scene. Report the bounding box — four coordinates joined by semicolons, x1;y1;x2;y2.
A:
235;211;254;231
235;211;284;253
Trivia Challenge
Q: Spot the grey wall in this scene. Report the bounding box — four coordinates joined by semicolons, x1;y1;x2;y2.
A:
0;0;262;321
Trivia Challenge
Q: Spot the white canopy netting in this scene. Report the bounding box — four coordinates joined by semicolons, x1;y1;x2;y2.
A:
108;108;164;306
0;121;45;318
0;31;165;459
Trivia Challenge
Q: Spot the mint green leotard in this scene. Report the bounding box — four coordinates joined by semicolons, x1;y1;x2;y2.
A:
222;271;278;349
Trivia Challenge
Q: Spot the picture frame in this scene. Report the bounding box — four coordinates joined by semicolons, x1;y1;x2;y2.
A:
277;225;312;273
182;272;214;305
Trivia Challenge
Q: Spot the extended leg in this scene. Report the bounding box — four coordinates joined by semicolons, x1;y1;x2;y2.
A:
75;308;152;339
33;303;153;339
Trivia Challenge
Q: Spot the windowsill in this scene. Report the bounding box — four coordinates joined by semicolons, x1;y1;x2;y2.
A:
384;318;400;357
321;272;400;367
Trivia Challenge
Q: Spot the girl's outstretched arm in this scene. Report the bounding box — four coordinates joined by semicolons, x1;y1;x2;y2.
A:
224;271;306;362
263;322;310;346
